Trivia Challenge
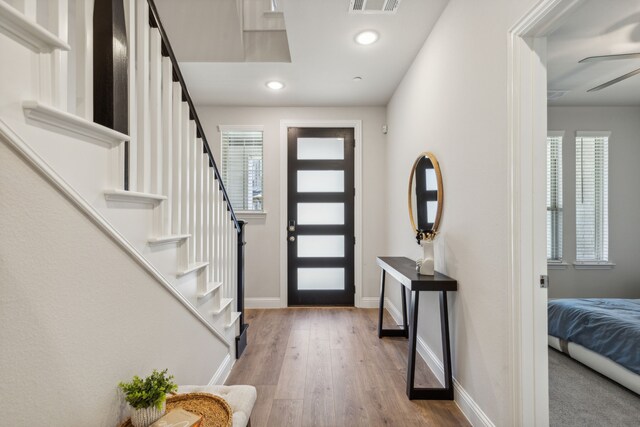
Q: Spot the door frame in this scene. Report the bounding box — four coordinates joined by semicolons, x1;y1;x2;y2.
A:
508;0;585;425
279;120;363;308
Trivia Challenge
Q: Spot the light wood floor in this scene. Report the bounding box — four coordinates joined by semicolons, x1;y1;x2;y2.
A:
226;308;470;426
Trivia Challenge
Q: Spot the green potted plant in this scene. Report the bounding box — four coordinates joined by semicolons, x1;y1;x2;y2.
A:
119;369;178;427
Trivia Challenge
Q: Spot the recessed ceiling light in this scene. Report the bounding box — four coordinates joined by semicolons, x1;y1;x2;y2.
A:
266;81;284;90
355;30;379;45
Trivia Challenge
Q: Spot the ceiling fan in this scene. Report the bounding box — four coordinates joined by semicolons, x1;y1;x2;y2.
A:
579;52;640;92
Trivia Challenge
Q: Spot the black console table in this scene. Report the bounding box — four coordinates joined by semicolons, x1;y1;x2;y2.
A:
376;256;458;400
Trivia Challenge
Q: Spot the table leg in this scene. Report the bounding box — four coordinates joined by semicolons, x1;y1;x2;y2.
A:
378;269;409;338
401;286;409;338
406;290;419;397
440;291;453;393
377;269;386;338
405;290;454;400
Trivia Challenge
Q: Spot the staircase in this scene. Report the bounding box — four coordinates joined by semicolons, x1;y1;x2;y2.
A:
0;0;247;383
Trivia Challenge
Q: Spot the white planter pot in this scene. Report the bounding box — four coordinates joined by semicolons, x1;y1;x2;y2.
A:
130;401;166;427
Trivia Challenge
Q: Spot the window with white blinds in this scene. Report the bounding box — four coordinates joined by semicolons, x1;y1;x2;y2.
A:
220;127;264;212
547;133;563;261
575;132;609;262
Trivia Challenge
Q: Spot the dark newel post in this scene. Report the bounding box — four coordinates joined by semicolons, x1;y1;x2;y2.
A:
93;0;129;189
235;220;249;358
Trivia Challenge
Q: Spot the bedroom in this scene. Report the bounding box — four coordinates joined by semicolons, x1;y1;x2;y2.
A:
545;0;640;425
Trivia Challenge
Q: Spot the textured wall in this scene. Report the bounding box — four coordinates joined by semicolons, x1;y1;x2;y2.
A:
0;142;228;425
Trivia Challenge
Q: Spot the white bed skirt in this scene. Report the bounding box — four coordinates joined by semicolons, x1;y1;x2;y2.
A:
548;335;640;395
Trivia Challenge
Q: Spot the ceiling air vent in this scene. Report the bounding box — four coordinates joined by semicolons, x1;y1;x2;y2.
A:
349;0;401;14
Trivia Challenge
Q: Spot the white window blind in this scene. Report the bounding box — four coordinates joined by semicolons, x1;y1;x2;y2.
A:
547;133;563;261
575;132;609;262
221;127;264;212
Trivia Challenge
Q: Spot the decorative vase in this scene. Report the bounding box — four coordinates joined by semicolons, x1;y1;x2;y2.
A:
419;240;435;276
130;401;166;427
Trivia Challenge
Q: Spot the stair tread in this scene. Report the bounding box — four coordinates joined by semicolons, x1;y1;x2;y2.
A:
22;100;129;147
211;298;233;315
177;262;209;277
1;6;70;53
197;281;223;299
225;312;242;329
104;189;166;204
148;234;191;245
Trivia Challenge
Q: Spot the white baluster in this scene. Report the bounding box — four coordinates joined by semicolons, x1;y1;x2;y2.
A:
149;28;163;236
224;203;230;298
229;217;236;300
149;28;162;196
161;57;173;236
209;167;219;284
180;105;190;240
135;0;150;192
188;121;197;264
231;221;237;307
50;0;68;110
74;0;94;120
221;207;226;297
216;180;227;296
170;84;182;235
125;0;137;190
195;137;204;262
203;156;210;282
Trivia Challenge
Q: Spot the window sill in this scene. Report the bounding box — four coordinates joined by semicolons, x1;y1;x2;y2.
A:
573;262;616;270
235;210;267;220
547;261;569;270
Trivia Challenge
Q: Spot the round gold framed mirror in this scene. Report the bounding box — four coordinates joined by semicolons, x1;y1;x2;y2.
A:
408;152;443;243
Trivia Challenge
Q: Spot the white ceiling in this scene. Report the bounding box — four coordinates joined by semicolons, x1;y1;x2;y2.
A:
547;0;640;106
157;0;448;106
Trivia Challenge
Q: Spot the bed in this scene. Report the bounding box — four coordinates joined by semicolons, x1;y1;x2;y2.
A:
548;298;640;395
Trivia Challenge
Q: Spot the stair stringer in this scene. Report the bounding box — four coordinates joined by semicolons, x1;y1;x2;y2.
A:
0;122;238;425
5;101;242;339
0;118;233;351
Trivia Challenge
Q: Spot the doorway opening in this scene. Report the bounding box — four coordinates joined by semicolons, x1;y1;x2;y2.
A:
510;0;640;425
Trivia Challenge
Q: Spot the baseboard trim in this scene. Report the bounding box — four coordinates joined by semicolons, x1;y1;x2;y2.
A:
245;297;282;309
384;296;404;324
208;353;235;385
359;296;380;308
384;297;494;427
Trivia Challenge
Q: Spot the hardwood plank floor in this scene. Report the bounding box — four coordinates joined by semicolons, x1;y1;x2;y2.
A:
226;308;470;426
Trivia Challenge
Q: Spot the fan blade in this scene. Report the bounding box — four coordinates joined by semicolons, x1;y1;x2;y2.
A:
587;67;640;92
579;53;640;63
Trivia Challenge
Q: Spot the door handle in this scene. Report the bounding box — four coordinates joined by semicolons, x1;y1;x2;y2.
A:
289;236;296;242
288;220;296;232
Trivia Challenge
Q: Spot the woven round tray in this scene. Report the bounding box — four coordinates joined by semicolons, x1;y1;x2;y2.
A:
120;393;232;427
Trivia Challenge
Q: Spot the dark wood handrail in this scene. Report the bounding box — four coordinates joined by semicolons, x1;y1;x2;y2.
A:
147;0;239;231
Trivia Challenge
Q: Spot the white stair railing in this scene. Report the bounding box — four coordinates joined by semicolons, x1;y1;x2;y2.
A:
140;0;245;350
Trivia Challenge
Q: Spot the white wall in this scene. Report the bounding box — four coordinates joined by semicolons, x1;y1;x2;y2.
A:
383;0;538;424
0;142;228;425
197;106;387;305
548;106;640;299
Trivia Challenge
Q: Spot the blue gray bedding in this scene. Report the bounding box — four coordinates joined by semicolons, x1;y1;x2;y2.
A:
548;298;640;375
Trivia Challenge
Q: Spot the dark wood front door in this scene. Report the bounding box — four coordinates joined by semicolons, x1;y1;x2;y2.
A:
287;127;355;306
